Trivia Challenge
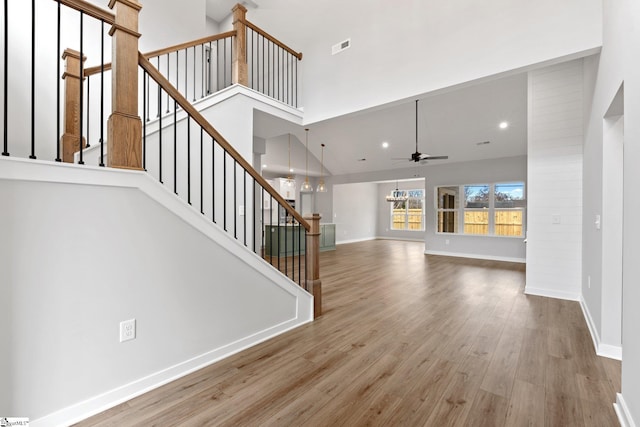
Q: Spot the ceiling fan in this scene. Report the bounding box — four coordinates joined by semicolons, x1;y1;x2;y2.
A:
397;99;449;163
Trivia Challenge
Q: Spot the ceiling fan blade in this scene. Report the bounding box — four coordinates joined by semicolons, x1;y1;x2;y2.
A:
422;155;449;160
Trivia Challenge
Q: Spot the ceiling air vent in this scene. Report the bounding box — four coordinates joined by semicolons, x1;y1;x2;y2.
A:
332;38;351;55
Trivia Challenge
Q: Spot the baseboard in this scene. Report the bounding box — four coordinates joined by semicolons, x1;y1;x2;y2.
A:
579;297;623;360
424;249;526;264
615;393;637;427
375;236;425;243
31;316;312;427
524;286;580;301
336;237;376;245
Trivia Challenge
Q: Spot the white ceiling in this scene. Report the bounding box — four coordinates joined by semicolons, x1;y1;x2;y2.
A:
257;72;528;177
206;0;258;23
208;0;529;178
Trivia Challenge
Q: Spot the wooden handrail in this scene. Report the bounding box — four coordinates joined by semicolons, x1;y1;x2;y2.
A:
85;30;237;77
143;30;237;60
56;0;115;25
242;19;303;60
138;52;311;231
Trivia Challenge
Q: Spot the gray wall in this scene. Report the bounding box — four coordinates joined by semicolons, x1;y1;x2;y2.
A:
424;156;528;262
0;160;312;423
318;156;527;261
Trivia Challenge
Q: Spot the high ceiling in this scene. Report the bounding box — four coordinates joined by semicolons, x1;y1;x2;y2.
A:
208;0;529;178
256;73;528;176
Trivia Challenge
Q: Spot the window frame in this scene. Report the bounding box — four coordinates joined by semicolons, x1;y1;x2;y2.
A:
389;189;425;231
435;182;526;238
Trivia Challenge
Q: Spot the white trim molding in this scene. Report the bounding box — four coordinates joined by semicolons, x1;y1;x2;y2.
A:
336;237;376;245
523;286;580;301
615;393;637;427
32;317;309;427
424;249;525;264
579;297;622;360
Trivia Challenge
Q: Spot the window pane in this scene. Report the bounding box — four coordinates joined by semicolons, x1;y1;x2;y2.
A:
438;186;459;209
464;185;489;208
495;182;525;208
464;211;489;234
438;211;458;233
392;199;405;230
495;210;523;236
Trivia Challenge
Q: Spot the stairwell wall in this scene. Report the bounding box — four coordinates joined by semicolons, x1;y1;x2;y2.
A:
0;158;313;424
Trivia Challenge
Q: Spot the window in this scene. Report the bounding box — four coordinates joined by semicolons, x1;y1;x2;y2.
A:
391;189;424;231
494;182;525;236
435;182;525;237
437;186;459;233
464;185;489;235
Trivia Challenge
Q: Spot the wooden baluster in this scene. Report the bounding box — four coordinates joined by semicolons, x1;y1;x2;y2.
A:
60;49;86;163
305;213;322;318
232;3;248;86
107;0;143;170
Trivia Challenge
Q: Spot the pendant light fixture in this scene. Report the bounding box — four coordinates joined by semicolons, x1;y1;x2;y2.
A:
386;180;408;202
300;128;314;193
285;133;294;188
317;143;327;192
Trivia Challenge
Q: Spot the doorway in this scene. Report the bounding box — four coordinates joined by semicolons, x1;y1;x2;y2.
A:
601;84;624;357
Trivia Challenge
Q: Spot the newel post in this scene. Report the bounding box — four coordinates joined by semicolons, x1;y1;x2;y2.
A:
232;3;248;86
107;0;143;170
305;213;322;318
60;49;86;163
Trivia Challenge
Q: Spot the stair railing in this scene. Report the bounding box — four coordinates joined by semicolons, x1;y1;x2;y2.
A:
0;0;321;315
1;0;114;163
140;53;320;309
233;4;303;107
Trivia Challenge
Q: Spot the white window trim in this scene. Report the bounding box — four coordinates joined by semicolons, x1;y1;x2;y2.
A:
390;189;425;232
435;182;526;238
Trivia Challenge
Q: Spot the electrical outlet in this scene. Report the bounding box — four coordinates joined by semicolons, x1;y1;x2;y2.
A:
120;319;136;342
445;239;450;245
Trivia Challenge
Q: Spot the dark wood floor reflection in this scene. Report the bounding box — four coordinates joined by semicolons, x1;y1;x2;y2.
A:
77;240;621;426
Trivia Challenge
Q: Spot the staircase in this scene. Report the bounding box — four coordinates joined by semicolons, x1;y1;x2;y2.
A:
0;0;320;424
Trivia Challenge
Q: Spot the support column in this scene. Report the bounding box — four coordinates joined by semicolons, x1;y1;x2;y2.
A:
305;213;322;318
232;3;248;86
107;0;143;170
60;49;86;163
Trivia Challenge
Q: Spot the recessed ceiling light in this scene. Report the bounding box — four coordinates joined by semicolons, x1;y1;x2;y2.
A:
262;164;267;168
499;121;509;129
289;168;294;173
382;142;389;149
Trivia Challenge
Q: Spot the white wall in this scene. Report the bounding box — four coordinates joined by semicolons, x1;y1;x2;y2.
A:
138;0;207;52
244;0;601;123
424;156;528;262
333;182;377;244
581;0;640;424
526;59;584;300
0;158;312;424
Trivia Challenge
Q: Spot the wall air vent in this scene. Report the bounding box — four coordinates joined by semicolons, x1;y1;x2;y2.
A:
332;38;351;55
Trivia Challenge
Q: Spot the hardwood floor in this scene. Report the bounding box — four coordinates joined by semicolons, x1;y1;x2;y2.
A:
76;240;621;426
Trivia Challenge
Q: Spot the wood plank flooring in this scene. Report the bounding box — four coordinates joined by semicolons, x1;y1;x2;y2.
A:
76;240;621;426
